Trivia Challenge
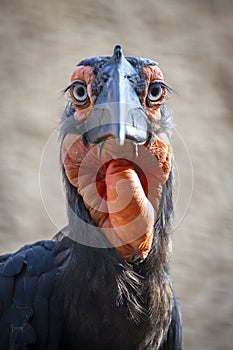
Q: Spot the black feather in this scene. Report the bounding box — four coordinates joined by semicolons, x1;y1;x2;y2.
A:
159;295;182;350
1;252;25;276
0;240;64;349
0;51;182;349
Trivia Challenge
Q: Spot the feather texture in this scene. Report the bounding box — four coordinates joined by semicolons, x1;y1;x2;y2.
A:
0;48;182;349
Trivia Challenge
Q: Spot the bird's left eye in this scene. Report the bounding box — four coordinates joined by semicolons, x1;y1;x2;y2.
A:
72;82;88;103
147;82;163;102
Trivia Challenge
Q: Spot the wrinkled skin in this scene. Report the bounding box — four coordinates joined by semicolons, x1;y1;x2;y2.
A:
62;65;172;261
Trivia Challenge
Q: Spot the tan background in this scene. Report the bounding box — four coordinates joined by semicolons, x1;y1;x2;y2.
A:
0;0;233;349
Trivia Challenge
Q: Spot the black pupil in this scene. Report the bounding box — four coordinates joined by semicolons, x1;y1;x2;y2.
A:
76;86;85;97
150;85;161;97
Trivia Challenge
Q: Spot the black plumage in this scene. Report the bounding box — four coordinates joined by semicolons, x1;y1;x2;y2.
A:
0;46;182;349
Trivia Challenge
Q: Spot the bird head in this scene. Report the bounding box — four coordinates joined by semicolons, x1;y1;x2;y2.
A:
61;45;174;262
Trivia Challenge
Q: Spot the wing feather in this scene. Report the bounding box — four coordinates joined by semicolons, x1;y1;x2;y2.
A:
0;240;65;349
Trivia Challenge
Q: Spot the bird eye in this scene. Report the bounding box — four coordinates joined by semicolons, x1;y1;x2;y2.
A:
72;82;88;103
147;82;163;102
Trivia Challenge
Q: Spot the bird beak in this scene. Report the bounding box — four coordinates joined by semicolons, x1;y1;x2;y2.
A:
87;45;148;146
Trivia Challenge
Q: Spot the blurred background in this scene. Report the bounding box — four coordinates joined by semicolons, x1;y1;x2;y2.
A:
0;0;233;348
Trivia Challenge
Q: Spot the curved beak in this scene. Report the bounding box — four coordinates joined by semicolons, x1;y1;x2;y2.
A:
87;46;148;146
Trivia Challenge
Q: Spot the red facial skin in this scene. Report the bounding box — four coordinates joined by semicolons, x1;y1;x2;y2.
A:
62;64;172;261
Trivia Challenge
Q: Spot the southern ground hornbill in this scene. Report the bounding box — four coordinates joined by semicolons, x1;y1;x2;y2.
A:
0;46;182;349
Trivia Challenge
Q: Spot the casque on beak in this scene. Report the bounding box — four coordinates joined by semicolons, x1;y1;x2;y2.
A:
87;45;148;146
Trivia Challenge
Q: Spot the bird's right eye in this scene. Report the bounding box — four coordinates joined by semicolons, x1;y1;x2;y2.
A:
72;82;88;104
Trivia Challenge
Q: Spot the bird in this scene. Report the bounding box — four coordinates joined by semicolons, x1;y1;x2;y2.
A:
0;45;182;350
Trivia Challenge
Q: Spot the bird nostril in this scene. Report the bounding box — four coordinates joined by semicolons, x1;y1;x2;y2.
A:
87;124;148;146
87;106;148;146
87;124;119;145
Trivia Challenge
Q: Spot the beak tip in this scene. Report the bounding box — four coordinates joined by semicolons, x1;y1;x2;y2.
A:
118;138;125;146
117;124;126;146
